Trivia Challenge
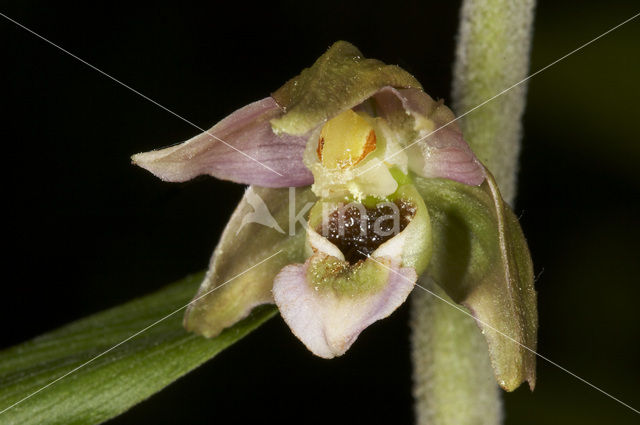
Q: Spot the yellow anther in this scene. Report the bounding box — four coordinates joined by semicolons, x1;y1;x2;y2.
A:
317;110;377;169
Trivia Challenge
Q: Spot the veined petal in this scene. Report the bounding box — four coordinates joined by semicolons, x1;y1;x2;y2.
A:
132;97;313;187
184;186;316;337
372;87;485;186
273;255;417;358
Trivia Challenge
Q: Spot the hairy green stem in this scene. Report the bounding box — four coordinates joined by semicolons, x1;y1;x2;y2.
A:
411;0;536;424
411;282;502;425
452;0;536;204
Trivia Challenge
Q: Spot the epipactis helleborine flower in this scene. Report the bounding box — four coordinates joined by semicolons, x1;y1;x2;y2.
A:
133;41;537;391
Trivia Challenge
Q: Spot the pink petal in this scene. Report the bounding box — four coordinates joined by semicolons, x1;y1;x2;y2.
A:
372;87;485;186
273;257;417;358
132;97;313;187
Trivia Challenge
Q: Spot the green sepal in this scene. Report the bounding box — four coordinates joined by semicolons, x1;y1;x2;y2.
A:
271;41;421;136
184;186;316;337
414;172;537;391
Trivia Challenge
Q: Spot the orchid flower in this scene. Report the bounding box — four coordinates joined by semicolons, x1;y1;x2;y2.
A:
133;41;537;390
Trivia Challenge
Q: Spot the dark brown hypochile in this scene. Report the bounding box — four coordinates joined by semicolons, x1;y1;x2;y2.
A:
319;199;416;264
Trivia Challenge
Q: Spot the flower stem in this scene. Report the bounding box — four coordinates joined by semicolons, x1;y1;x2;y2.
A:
411;0;536;424
411;282;502;425
452;0;536;204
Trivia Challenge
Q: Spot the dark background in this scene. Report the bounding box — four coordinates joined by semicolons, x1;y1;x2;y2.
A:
2;1;639;424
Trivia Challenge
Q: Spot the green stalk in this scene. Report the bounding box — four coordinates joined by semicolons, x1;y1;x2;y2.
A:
452;0;536;204
411;283;502;425
411;1;536;424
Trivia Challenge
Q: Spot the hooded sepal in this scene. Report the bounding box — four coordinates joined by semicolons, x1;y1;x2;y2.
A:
414;171;537;391
132;97;313;187
184;186;316;337
270;41;421;136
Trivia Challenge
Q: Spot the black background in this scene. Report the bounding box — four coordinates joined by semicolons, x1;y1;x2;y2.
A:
2;1;639;424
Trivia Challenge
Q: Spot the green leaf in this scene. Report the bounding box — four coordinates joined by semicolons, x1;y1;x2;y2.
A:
0;273;277;425
184;186;316;337
414;172;537;391
270;40;421;135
